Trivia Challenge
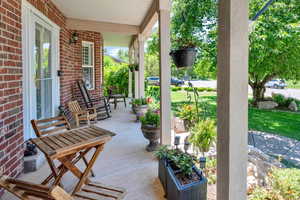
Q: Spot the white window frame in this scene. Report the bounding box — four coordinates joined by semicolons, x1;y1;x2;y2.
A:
82;41;95;90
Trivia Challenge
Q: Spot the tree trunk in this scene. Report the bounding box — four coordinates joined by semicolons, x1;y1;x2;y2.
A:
252;84;266;105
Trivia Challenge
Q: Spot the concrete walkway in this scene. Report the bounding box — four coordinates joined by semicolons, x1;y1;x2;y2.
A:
249;131;300;168
2;104;165;200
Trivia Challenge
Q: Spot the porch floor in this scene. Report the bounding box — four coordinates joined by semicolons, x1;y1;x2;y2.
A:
2;103;165;200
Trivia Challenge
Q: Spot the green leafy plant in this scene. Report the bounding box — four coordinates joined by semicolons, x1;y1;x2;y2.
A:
272;93;286;107
132;98;147;106
171;86;182;92
155;146;196;177
189;119;217;156
146;86;160;102
177;104;197;130
204;157;217;185
140;110;160;127
249;168;300;200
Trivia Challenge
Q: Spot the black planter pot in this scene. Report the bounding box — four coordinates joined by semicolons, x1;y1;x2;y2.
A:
166;165;207;200
170;47;197;68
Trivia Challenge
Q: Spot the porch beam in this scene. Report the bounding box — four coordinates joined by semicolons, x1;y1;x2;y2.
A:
217;0;249;199
138;35;145;98
158;0;171;145
140;0;159;36
66;18;139;35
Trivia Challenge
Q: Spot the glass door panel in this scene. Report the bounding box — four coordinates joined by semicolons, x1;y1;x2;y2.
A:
34;23;53;120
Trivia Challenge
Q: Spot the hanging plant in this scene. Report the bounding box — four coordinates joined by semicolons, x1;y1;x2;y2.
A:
170;36;198;69
128;64;135;72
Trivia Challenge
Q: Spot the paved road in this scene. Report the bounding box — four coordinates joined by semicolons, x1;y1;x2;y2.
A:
186;80;300;100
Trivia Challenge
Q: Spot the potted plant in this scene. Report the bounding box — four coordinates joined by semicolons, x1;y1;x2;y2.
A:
132;98;148;120
177;104;198;131
170;38;197;68
189;119;217;167
140;110;160;152
155;146;207;200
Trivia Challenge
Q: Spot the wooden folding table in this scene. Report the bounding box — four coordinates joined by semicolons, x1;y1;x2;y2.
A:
30;125;126;199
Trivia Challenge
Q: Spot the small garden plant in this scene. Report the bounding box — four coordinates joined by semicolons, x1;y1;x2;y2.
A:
132;98;148;106
189;119;217;157
140;110;160;127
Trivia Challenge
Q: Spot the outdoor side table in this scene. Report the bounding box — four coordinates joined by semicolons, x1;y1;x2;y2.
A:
30;125;126;199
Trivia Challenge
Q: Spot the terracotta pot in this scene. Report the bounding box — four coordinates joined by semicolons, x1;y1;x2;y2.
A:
141;124;160;152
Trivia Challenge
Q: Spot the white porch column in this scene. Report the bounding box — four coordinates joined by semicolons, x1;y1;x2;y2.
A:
138;35;145;98
158;0;171;145
134;45;139;98
217;0;248;199
128;48;133;98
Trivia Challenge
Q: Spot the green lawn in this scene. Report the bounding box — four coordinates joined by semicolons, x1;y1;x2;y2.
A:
171;91;300;141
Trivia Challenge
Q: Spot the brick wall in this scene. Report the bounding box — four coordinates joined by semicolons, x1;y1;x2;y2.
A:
0;0;103;196
0;0;23;196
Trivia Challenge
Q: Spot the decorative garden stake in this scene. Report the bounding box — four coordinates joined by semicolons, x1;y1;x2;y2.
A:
184;136;190;153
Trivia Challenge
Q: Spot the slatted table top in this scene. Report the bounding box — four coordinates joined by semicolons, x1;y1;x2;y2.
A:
30;126;116;160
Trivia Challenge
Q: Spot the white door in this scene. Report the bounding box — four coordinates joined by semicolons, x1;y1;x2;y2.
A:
23;3;60;140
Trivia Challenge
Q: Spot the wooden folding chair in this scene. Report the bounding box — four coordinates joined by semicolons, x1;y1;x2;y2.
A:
31;116;95;186
68;100;97;127
0;175;126;200
0;175;72;200
77;80;111;119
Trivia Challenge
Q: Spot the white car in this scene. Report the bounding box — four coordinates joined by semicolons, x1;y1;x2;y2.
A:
265;79;287;89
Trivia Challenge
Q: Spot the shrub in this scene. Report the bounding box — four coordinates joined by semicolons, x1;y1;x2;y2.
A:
206;87;216;92
189;119;217;156
171;86;182;92
272;93;286;107
104;59;129;96
146;86;160;101
184;87;194;92
197;87;206;92
140;110;160;127
249;168;300;200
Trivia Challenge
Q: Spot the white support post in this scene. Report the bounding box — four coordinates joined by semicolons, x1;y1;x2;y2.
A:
128;48;133;98
158;0;171;145
217;0;248;199
134;45;139;98
138;35;145;98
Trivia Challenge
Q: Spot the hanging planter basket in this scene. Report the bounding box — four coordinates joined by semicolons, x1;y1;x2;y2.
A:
170;47;197;68
134;64;139;71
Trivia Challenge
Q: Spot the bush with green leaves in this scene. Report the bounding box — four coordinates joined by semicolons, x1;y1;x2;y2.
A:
140;110;160;127
171;86;182;92
249;168;300;200
146;86;160;101
132;98;147;106
104;56;129;96
272;93;286;107
189;119;217;156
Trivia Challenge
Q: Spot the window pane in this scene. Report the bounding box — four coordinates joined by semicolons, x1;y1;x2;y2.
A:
82;43;93;66
83;67;94;89
36;79;52;119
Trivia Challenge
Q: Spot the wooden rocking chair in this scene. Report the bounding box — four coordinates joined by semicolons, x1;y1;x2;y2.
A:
31;116;95;185
77;80;111;120
0;175;127;200
68;100;97;127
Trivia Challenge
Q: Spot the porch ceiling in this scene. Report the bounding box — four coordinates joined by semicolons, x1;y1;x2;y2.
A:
52;0;155;47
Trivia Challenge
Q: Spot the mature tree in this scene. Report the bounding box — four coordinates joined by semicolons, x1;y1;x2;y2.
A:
249;0;300;103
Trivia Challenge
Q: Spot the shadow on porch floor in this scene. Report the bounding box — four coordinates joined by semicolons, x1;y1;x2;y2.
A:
2;103;165;200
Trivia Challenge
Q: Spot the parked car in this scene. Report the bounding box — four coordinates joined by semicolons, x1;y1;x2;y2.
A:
265;79;287;89
171;77;185;86
147;77;160;85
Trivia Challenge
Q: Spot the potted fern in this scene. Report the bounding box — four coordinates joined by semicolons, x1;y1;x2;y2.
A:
189;119;217;167
140;110;160;152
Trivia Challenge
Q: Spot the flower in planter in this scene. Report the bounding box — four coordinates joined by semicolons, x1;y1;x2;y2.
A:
177;104;198;130
147;97;153;104
132;98;148;106
141;109;160;128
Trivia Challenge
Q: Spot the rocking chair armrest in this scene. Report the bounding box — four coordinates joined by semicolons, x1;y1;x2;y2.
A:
87;107;97;113
72;110;88;116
